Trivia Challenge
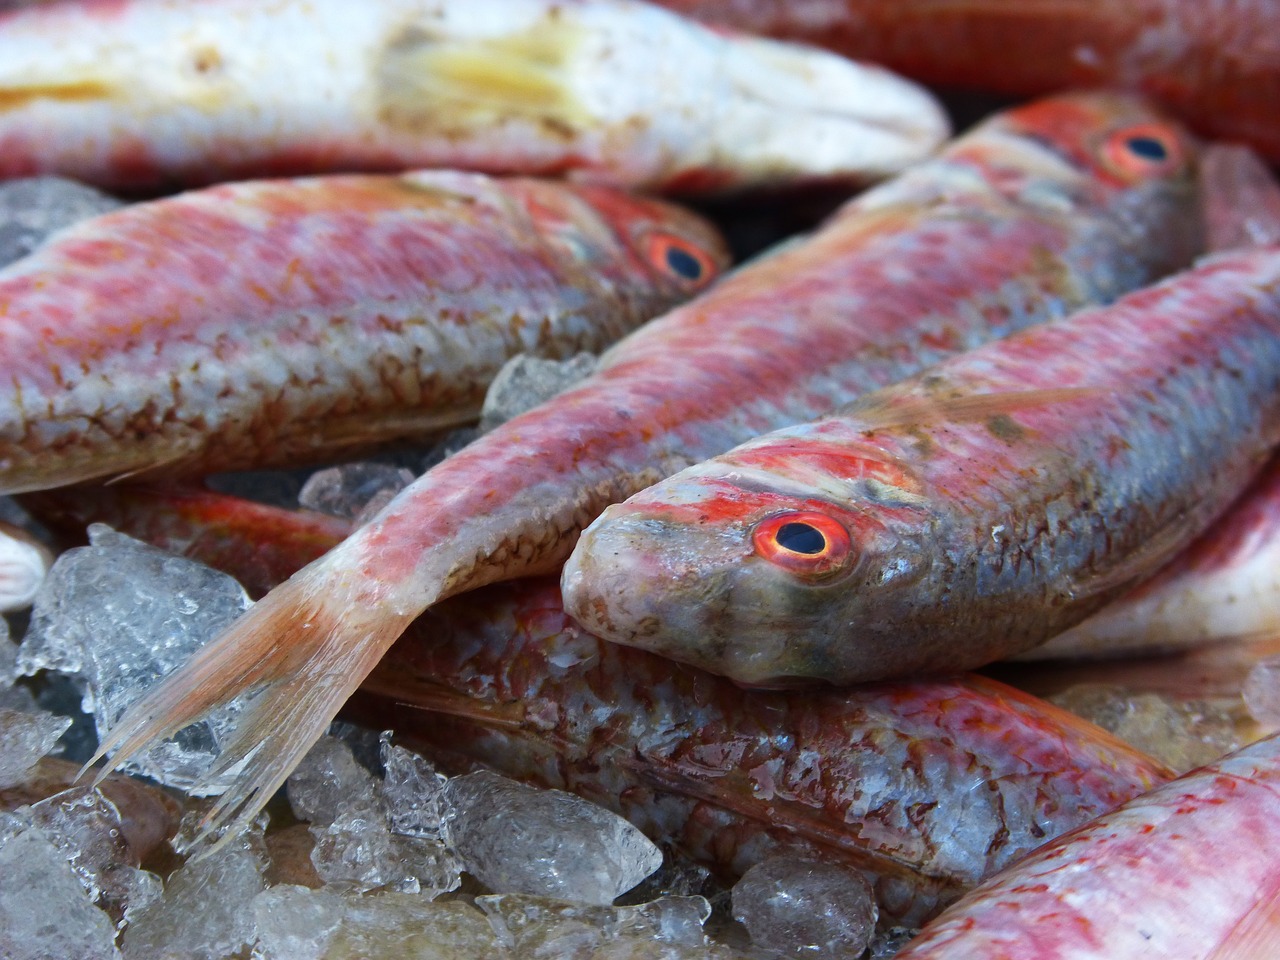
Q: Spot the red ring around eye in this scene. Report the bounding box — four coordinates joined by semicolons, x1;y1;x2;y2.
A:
752;511;853;577
645;232;717;286
1102;124;1184;179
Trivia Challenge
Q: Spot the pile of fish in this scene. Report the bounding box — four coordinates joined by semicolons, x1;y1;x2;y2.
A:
2;0;1280;957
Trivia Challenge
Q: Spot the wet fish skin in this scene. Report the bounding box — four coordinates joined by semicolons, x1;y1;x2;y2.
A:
0;169;727;494
1026;450;1280;661
894;730;1280;958
656;0;1280;165
0;0;948;194
85;93;1205;849
564;246;1280;686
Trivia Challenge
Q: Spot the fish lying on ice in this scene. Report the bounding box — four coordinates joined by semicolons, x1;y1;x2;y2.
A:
17;481;1173;927
86;93;1205;848
893;730;1280;958
0;170;726;495
564;245;1280;686
655;0;1280;165
0;0;948;193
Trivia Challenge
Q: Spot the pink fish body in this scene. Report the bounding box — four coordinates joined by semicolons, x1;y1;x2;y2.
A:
88;93;1205;847
895;731;1280;959
564;246;1280;686
0;169;726;494
0;0;948;193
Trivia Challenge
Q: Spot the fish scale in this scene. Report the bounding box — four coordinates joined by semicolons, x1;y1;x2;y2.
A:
88;93;1205;850
564;246;1280;686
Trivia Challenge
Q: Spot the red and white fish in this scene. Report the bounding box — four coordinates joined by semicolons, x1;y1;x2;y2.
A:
0;0;948;194
563;245;1280;686
894;730;1280;958
87;93;1205;848
0;170;726;494
656;0;1280;166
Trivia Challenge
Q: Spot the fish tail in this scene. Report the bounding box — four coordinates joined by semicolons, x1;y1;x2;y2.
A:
84;563;415;851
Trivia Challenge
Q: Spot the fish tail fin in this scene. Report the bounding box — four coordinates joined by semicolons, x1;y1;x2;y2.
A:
84;565;416;852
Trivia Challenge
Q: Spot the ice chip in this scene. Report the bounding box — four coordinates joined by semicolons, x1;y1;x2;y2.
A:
26;786;162;923
731;856;878;959
0;175;125;268
1244;655;1280;728
444;770;662;904
0;705;71;787
287;735;381;826
297;462;416;522
380;737;450;840
0;820;123;960
478;352;599;432
17;526;253;790
250;885;344;960
122;819;266;960
308;806;462;895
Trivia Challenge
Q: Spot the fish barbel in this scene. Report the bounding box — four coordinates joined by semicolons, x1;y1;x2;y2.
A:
563;245;1280;686
0;0;948;194
20;478;1171;927
87;93;1204;848
894;730;1280;958
656;0;1280;166
0;169;726;494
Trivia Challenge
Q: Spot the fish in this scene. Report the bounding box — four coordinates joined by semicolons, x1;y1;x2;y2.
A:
0;0;948;194
0;169;727;494
654;0;1280;166
892;730;1280;958
22;478;1172;928
563;244;1280;687
1023;450;1280;662
86;92;1205;848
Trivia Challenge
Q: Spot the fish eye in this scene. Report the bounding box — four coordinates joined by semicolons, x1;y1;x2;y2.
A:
752;511;853;578
645;232;717;287
1102;124;1185;179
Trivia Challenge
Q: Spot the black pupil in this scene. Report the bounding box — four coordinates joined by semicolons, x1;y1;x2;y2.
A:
1125;135;1168;162
664;245;703;280
776;522;826;555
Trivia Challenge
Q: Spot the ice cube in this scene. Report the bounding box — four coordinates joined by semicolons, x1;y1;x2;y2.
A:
250;885;344;960
0;815;123;960
444;770;662;904
308;806;461;895
16;526;253;790
297;463;416;522
380;738;449;841
731;856;878;959
1244;655;1280;728
478;352;598;432
0;176;125;268
287;735;381;826
26;786;163;924
121;818;266;960
0;706;71;788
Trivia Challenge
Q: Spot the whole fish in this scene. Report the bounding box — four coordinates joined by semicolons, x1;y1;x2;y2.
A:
563;245;1280;686
656;0;1280;165
88;93;1204;847
0;169;726;494
34;479;1172;929
0;0;948;194
893;730;1280;959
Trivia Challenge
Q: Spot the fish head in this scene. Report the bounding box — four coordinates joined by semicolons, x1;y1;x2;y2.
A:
517;178;732;293
562;429;936;686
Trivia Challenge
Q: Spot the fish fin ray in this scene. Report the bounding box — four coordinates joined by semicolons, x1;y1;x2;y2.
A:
840;387;1098;432
84;562;415;849
1205;872;1280;960
1065;509;1204;601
